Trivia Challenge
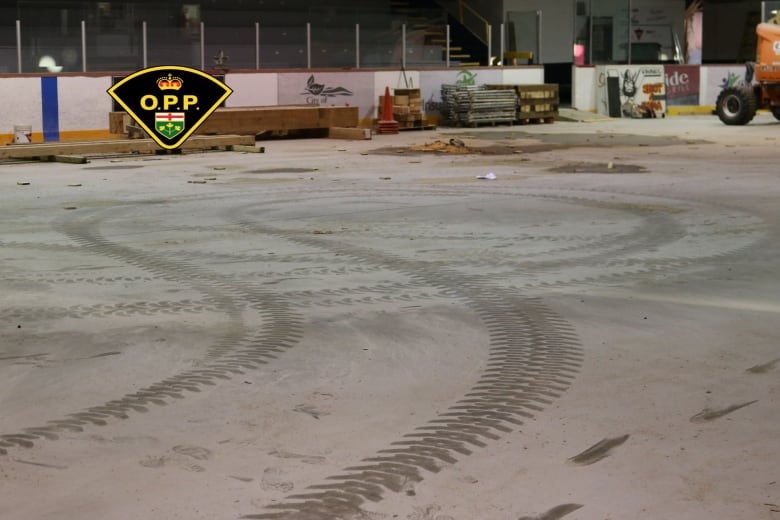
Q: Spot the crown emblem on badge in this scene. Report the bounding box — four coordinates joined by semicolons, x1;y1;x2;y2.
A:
157;73;183;90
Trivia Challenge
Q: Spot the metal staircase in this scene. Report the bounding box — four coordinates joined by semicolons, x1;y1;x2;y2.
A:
389;0;489;66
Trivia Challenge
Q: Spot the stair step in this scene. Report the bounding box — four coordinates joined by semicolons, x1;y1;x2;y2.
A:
388;0;487;68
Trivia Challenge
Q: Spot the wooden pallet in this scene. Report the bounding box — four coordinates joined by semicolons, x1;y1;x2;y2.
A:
379;88;424;127
516;111;557;124
398;123;437;131
0;134;256;160
486;83;559;123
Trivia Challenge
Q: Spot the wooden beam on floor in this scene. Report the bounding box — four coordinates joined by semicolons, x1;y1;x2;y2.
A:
328;127;372;140
228;144;265;153
198;106;359;134
0;135;255;160
52;155;89;164
109;106;360;138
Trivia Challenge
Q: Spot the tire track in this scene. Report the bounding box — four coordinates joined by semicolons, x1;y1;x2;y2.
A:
2;184;766;518
0;206;304;455
218;186;763;518
228;207;583;519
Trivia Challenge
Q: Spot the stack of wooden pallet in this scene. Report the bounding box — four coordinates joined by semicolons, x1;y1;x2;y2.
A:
486;84;559;124
378;88;425;129
393;88;424;129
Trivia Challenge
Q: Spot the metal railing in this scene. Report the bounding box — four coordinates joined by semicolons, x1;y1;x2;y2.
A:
2;19;528;74
457;0;490;44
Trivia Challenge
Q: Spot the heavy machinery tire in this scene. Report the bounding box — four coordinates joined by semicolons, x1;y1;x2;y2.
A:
771;106;780;121
716;86;757;125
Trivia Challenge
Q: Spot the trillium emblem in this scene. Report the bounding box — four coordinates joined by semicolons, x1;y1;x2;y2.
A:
155;112;185;139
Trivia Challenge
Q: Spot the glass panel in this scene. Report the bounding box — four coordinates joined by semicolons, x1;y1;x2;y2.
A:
357;9;407;68
764;1;780;22
591;0;629;64
506;10;538;64
630;3;681;63
85;3;144;72
0;19;16;73
308;6;356;68
6;1;454;72
406;23;445;67
257;25;307;69
573;0;590;65
358;22;397;68
460;3;489;44
146;3;201;68
19;2;84;73
205;25;256;70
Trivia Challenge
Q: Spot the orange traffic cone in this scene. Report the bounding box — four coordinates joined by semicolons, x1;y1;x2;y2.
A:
378;86;399;135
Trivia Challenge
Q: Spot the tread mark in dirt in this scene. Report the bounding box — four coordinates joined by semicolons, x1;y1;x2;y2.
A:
1;186;767;519
0;207;304;452
231;207;584;519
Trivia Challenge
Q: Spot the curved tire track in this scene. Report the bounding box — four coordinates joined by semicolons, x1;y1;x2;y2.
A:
0;207;304;454
1;184;766;520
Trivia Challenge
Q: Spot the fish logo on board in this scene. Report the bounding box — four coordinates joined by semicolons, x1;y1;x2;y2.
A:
108;66;232;150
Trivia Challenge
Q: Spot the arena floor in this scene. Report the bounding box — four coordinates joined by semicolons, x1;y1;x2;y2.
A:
1;113;778;520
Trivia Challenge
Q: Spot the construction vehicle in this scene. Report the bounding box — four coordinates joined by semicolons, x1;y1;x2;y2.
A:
716;22;780;125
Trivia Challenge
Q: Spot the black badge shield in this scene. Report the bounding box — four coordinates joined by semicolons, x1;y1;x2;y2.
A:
108;65;232;150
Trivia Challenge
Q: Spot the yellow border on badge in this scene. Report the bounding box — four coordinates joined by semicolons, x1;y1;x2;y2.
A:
107;65;233;150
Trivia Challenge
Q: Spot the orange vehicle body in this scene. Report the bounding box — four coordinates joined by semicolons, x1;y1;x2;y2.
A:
755;23;780;84
716;22;780;124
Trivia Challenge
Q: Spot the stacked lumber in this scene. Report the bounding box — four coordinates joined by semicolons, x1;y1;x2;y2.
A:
109;106;360;137
486;84;559;123
394;88;424;129
0;135;257;161
440;84;516;126
378;88;425;129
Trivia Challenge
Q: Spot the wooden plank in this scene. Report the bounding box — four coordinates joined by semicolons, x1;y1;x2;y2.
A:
110;106;359;136
398;124;436;132
53;155;89;164
109;112;122;134
328;127;372;140
228;144;265;153
394;88;421;99
202;105;359;134
0;135;254;160
108;113;131;134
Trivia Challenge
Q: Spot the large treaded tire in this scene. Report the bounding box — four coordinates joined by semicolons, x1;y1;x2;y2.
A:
716;86;757;125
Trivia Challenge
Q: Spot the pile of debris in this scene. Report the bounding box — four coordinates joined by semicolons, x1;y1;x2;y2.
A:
440;84;517;126
410;138;475;154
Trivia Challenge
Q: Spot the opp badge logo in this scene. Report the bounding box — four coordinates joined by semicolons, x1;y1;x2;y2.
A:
107;65;232;150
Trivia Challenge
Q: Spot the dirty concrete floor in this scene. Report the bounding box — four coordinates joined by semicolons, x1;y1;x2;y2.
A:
1;114;779;520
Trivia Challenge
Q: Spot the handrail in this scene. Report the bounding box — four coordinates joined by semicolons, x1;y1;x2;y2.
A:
457;0;489;44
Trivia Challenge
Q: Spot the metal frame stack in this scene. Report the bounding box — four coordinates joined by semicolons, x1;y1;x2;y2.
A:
440;84;521;127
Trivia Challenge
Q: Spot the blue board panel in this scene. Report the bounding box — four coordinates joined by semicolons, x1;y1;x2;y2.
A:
41;76;60;141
